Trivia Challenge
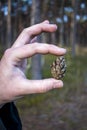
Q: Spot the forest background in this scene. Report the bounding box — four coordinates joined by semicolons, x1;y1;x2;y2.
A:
0;0;87;130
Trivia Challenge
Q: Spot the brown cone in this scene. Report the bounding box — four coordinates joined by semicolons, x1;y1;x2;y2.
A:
51;56;66;80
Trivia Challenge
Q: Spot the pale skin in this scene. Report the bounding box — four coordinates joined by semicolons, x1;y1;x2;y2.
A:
0;20;66;105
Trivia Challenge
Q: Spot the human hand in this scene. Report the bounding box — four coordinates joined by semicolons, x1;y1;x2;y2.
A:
0;20;66;105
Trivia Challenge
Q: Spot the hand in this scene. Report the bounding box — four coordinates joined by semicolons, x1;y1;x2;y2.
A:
0;20;66;105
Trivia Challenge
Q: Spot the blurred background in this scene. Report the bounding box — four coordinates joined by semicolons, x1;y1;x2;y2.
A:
0;0;87;130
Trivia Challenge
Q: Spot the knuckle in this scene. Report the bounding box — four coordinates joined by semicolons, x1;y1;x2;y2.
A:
32;42;39;52
48;44;56;52
3;48;14;62
37;87;45;93
49;44;54;48
4;48;11;58
23;28;28;34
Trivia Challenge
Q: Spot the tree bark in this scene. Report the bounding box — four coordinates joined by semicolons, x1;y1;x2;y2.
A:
71;0;78;57
59;0;65;46
31;0;42;79
7;0;11;48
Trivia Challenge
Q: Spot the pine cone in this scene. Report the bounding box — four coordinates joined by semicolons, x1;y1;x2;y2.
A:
51;56;66;80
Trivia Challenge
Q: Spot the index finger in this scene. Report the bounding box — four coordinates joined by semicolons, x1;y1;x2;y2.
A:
12;43;66;61
12;20;57;48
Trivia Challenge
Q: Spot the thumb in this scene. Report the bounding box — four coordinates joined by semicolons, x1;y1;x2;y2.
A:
18;78;63;95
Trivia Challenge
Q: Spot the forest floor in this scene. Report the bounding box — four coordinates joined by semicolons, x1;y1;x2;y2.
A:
17;54;87;130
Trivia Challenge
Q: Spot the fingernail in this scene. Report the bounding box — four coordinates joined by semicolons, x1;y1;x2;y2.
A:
43;20;49;24
51;24;57;29
60;48;67;53
54;80;63;88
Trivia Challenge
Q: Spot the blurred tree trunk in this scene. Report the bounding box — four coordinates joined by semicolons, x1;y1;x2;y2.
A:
0;2;6;51
0;2;3;50
41;0;49;43
71;0;78;57
31;0;42;79
59;0;64;46
7;0;11;48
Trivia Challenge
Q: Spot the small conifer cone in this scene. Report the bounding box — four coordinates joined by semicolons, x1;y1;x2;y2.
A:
51;56;66;80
